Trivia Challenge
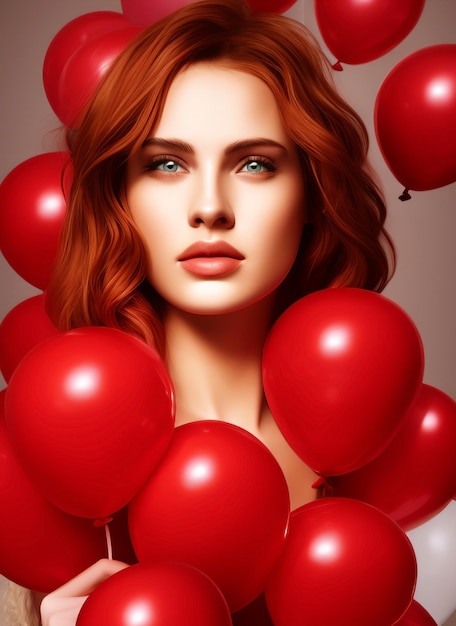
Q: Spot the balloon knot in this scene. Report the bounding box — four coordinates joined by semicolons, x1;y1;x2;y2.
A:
399;188;412;201
332;60;343;71
93;517;113;527
311;476;326;489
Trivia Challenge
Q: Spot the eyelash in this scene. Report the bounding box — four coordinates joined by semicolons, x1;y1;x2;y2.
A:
143;155;277;174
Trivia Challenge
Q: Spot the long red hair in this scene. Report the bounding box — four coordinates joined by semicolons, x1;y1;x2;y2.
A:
48;0;395;352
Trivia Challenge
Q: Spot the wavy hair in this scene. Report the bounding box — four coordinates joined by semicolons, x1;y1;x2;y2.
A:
48;0;395;352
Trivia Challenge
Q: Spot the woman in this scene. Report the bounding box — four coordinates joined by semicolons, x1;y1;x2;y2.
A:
5;0;394;623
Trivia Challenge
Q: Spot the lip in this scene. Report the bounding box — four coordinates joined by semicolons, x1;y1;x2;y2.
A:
178;241;244;277
178;241;244;262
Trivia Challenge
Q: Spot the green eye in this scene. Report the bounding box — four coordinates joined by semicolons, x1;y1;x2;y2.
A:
244;161;264;172
159;160;180;173
240;158;275;174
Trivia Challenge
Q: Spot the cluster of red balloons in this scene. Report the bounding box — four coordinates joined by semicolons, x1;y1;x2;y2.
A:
1;286;447;624
315;0;456;197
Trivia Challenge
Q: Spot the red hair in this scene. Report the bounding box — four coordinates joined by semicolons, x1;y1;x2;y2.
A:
48;0;395;352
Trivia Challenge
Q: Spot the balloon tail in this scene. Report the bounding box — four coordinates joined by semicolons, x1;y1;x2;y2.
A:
312;476;333;497
332;60;343;71
399;188;412;201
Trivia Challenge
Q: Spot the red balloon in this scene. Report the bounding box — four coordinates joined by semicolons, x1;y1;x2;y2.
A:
0;390;107;592
121;0;199;25
394;600;438;626
0;294;59;383
55;26;142;127
375;44;456;193
129;421;290;612
76;562;232;626
262;288;424;476
43;11;132;113
246;0;297;13
5;327;175;519
315;0;425;66
0;152;69;289
265;498;417;626
328;384;456;531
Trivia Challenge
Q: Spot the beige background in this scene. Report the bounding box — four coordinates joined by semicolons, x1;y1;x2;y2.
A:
0;0;455;624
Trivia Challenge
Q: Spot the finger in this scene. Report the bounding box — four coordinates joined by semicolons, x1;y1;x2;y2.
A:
46;559;128;598
40;596;89;626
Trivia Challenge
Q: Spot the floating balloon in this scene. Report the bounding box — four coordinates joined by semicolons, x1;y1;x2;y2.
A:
265;498;417;626
407;501;456;625
0;390;107;592
394;600;438;626
43;11;132;113
0;294;59;383
5;327;175;519
315;0;425;67
375;44;456;195
120;0;197;25
76;562;232;626
329;384;456;530
55;26;142;127
0;152;69;289
246;0;297;13
262;288;424;476
129;421;290;612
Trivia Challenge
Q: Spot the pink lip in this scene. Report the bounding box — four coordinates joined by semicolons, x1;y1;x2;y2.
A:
178;241;244;261
178;241;244;277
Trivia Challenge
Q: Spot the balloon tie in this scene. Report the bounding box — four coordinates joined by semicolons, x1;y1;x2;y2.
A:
399;188;412;201
332;60;343;71
312;476;333;497
93;517;114;560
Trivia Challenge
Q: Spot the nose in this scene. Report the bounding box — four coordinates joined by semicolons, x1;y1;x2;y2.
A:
188;168;235;229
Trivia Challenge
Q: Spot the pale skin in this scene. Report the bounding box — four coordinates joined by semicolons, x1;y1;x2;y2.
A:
40;62;318;624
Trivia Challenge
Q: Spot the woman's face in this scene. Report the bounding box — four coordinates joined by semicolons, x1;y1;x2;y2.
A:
126;61;306;316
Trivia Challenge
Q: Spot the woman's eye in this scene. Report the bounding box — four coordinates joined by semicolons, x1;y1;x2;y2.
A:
146;159;184;173
240;159;275;174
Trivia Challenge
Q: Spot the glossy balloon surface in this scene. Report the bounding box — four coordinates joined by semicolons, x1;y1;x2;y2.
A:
0;152;68;289
315;0;425;64
330;384;456;530
266;498;417;626
0;391;108;592
43;11;131;111
76;562;232;626
129;420;290;612
375;45;456;191
263;288;424;476
0;295;59;383
5;327;175;518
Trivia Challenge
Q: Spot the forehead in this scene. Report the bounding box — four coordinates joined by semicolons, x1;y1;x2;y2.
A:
152;61;290;145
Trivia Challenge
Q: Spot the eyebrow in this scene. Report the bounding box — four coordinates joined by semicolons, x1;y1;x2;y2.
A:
142;137;289;156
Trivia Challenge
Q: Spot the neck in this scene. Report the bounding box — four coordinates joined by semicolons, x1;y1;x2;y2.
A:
163;297;276;435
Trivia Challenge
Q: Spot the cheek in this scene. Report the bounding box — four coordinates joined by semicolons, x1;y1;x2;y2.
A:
128;189;171;263
262;192;305;265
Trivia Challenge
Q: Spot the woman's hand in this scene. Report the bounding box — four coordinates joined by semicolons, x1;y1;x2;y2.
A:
40;559;128;626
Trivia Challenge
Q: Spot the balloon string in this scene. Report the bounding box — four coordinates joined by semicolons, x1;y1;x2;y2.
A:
105;523;113;560
93;517;114;560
